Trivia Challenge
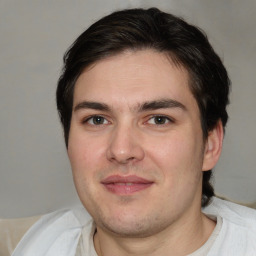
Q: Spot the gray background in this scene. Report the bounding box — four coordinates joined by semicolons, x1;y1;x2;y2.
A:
0;0;255;218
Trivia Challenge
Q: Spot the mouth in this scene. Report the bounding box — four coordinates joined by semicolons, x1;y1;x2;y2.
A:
101;175;154;195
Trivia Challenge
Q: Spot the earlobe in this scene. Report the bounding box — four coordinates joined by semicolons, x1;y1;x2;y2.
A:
202;120;224;171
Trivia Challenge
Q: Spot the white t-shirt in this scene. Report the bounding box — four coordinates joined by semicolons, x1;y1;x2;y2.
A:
188;216;222;256
12;197;256;256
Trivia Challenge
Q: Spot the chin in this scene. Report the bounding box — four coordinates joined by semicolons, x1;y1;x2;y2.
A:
96;212;166;238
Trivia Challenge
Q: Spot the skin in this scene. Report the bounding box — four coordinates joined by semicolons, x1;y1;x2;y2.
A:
68;49;223;255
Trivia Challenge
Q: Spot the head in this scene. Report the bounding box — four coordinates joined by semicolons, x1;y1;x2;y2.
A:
56;8;230;207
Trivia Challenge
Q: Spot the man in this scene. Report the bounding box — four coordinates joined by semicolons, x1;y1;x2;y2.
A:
10;7;256;256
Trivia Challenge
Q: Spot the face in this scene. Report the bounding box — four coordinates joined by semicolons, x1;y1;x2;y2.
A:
68;50;213;237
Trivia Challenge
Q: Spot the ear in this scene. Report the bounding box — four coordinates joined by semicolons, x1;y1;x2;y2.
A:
202;120;224;171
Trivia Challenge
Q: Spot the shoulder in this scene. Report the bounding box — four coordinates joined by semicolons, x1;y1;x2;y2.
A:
203;196;256;226
5;205;92;256
203;197;256;255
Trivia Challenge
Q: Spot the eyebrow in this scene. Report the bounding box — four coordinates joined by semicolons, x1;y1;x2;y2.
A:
74;101;110;112
73;98;186;112
138;99;186;112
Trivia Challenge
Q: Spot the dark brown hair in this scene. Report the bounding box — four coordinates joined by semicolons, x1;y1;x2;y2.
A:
56;8;230;206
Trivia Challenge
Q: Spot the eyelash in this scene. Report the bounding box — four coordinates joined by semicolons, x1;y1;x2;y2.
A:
147;115;174;125
83;115;109;125
82;115;174;126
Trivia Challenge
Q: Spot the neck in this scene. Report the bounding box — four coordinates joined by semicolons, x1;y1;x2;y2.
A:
94;211;215;256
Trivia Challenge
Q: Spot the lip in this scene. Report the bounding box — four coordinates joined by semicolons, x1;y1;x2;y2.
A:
101;175;154;195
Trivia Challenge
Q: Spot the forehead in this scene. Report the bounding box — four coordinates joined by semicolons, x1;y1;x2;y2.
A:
73;49;195;110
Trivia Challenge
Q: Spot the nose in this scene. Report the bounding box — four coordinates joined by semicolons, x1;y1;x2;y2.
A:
106;124;145;164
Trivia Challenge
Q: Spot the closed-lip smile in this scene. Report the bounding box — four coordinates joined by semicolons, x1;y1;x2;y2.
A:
101;175;154;195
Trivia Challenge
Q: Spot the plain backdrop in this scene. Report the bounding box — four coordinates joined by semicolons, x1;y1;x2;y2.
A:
0;0;255;218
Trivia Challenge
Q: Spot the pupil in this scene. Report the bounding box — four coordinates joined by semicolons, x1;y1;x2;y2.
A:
93;116;103;124
155;116;165;124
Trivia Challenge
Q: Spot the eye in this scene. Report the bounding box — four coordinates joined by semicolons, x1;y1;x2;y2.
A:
85;115;108;125
147;115;172;125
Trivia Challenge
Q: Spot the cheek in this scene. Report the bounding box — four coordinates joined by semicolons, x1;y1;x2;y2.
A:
147;133;196;169
68;134;103;198
68;132;106;171
146;131;203;186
